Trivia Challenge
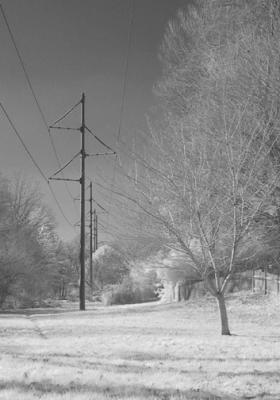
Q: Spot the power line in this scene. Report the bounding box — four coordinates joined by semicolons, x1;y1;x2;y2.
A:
0;4;79;217
106;0;134;232
48;130;80;216
0;4;49;130
116;0;134;143
0;102;47;182
0;102;76;230
48;185;78;231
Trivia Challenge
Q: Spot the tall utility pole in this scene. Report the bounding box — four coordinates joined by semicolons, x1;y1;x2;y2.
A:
49;93;115;311
89;182;93;289
80;93;86;310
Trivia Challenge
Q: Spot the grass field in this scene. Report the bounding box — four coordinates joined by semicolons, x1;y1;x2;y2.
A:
0;292;279;400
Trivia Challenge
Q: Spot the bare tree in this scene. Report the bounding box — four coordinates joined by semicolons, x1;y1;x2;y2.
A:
126;0;280;335
0;174;60;307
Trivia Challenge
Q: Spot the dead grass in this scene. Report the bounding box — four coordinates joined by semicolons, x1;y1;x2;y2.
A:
0;292;279;400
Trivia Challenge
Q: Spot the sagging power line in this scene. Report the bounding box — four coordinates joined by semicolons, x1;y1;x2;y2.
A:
0;101;76;230
0;3;79;219
106;0;134;232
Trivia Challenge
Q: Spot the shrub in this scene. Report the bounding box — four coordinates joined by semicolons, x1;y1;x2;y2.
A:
102;275;157;306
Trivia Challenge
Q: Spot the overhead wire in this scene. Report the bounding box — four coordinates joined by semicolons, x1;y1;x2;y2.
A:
0;102;76;230
0;4;79;219
105;0;134;236
85;172;144;243
1;2;136;241
0;4;49;130
116;0;134;144
0;102;47;183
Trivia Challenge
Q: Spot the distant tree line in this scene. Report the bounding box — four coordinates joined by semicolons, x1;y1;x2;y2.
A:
0;174;79;308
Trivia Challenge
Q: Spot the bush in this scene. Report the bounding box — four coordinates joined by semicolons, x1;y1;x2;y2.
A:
102;275;157;306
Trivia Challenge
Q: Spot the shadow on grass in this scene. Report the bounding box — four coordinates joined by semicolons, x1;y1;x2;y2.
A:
15;354;280;381
119;351;280;363
0;308;78;316
218;370;280;377
0;301;160;317
0;379;236;400
4;349;280;369
235;334;280;343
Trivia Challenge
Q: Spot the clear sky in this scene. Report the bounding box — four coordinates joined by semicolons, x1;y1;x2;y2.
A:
0;0;191;242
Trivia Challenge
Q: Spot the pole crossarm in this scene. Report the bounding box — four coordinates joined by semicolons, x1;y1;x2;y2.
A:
87;198;108;213
50;99;81;127
49;126;80;132
87;152;116;157
93;199;108;213
85;182;109;212
85;126;116;154
50;151;81;177
98;220;107;230
75;196;108;213
49;177;80;182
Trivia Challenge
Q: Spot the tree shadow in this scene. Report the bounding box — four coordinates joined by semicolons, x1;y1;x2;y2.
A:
0;379;237;400
0;308;78;316
234;334;280;343
218;370;280;378
119;351;280;363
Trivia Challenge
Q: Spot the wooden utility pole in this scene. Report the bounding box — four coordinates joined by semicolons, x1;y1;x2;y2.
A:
80;93;86;310
49;93;115;311
95;210;98;251
93;209;97;252
89;182;93;289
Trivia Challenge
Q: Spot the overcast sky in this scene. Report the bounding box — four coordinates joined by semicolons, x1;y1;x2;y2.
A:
0;0;191;242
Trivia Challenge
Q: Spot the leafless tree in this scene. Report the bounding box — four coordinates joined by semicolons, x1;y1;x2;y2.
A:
0;175;60;307
126;0;280;335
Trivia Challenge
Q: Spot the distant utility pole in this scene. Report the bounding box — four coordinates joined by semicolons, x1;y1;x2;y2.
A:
49;93;115;311
89;207;98;291
94;209;98;253
89;182;93;289
89;182;108;291
80;93;86;310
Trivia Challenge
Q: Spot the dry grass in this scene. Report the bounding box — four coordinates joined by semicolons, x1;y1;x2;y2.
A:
0;292;279;400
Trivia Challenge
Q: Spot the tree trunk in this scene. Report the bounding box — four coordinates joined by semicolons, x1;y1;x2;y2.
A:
216;293;231;335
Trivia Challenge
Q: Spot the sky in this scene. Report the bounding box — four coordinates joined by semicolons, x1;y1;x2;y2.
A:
0;0;191;242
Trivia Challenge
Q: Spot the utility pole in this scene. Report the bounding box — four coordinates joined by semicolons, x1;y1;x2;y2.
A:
94;209;98;252
89;181;93;290
49;93;115;311
80;93;86;310
89;183;108;291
